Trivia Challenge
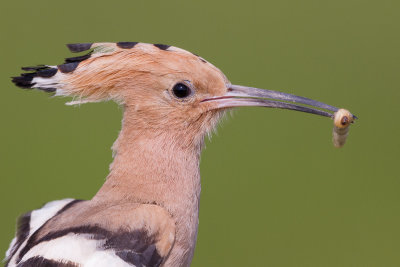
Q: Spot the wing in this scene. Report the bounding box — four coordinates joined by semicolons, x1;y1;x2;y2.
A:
6;202;176;267
5;199;80;266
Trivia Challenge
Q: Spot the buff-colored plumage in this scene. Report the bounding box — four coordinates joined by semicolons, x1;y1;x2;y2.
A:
7;42;355;267
9;42;230;267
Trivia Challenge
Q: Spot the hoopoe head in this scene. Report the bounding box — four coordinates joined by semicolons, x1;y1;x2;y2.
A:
13;42;355;148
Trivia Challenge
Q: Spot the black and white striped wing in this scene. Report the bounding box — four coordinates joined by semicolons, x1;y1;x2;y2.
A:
5;200;171;267
5;199;78;266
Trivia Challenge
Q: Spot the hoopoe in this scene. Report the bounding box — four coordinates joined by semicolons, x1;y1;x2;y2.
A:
6;42;354;267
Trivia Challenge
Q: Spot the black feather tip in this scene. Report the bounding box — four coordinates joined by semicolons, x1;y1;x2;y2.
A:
12;66;58;92
66;43;92;53
153;44;170;50
117;42;139;49
12;74;36;89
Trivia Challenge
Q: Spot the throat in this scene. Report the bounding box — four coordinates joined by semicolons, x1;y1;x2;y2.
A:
92;107;211;265
95;125;201;212
93;122;203;259
94;127;203;212
94;107;206;208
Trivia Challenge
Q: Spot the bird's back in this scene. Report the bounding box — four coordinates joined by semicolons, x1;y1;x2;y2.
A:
5;198;176;267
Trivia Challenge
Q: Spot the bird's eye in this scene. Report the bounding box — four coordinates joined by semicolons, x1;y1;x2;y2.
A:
172;83;192;98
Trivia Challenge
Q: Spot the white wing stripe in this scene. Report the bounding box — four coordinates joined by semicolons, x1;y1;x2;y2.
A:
29;199;75;235
21;234;133;267
6;199;76;267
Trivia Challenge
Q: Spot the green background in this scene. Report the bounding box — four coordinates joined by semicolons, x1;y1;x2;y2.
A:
0;0;399;266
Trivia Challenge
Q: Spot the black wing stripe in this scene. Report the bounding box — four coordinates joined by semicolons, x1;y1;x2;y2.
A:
53;200;83;217
17;256;78;267
16;200;83;264
19;225;162;267
5;212;32;266
103;228;163;266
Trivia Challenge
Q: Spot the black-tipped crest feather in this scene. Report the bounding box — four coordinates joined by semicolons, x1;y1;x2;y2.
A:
65;53;91;63
58;62;79;73
154;44;170;50
66;43;92;53
117;42;139;49
12;75;35;89
37;68;58;77
12;42;174;95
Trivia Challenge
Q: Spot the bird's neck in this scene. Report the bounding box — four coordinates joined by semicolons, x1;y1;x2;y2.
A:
93;107;204;264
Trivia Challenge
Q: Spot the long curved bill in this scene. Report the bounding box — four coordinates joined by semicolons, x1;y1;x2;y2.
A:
202;84;357;119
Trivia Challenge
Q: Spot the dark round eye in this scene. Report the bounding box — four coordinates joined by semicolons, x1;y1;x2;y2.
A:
172;83;192;98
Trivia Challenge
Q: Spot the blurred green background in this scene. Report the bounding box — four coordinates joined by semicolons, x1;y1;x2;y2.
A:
1;0;399;266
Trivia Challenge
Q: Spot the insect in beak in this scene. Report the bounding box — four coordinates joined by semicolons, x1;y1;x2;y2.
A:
202;84;357;120
202;84;357;147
